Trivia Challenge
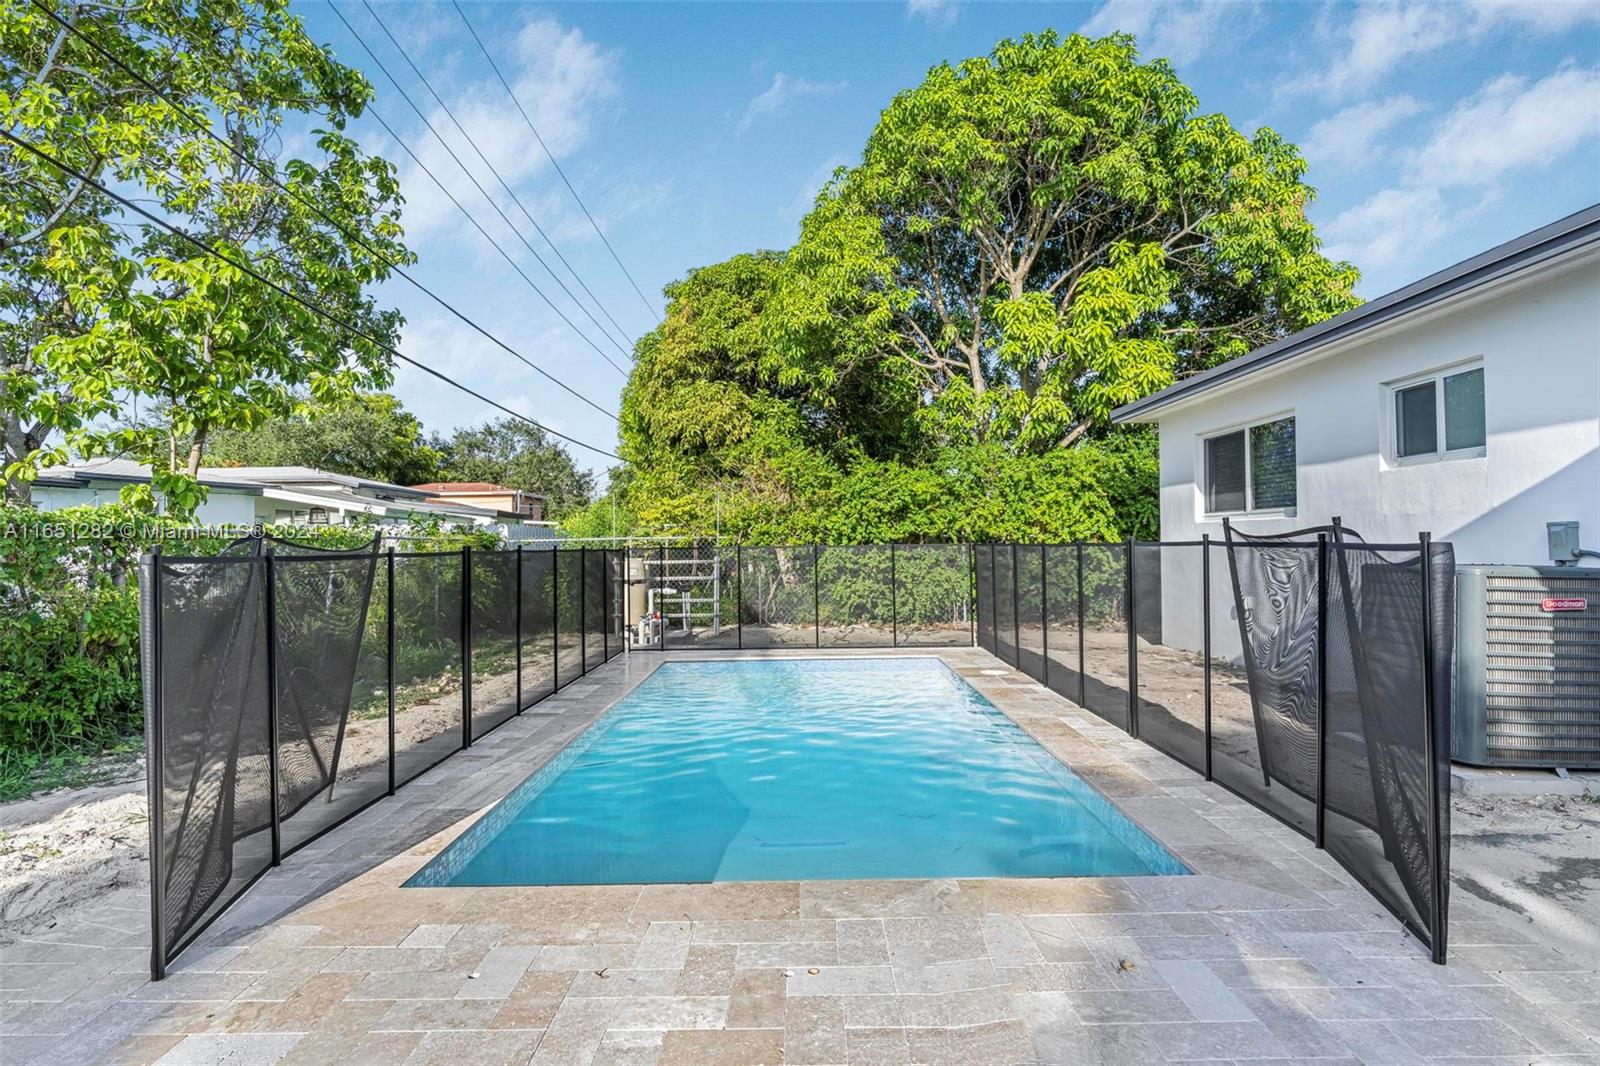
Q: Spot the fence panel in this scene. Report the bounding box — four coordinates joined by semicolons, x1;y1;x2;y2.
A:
470;552;519;740
817;545;894;646
555;550;583;685
993;545;1018;666
1133;544;1207;775
1043;545;1083;703
975;545;996;653
582;549;606;667
392;553;465;787
272;549;388;854
1081;543;1131;731
739;546;817;647
146;554;272;970
1215;538;1320;836
1015;545;1046;680
1324;540;1453;958
606;550;628;660
893;544;971;646
520;549;557;708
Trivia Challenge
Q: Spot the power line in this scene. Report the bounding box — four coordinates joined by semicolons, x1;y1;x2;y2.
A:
361;0;636;360
2;129;622;462
328;3;630;377
26;0;621;424
452;0;662;324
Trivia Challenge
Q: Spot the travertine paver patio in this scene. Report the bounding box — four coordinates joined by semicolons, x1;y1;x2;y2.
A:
2;648;1596;1065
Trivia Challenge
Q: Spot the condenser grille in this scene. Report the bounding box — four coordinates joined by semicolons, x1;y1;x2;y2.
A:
1481;572;1600;766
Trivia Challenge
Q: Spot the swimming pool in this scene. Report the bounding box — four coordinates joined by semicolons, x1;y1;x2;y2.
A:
407;658;1186;886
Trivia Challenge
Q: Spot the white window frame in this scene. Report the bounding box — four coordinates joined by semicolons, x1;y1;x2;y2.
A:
1385;359;1486;467
1199;412;1298;519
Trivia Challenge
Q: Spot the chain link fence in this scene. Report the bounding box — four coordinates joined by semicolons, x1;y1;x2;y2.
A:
974;530;1455;963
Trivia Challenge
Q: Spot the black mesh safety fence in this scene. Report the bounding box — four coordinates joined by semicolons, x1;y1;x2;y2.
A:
470;551;520;742
139;542;641;980
269;539;386;855
974;534;1454;963
738;546;818;647
1043;545;1083;705
1081;543;1132;732
817;545;894;647
993;545;1018;665
554;549;583;686
661;543;739;650
975;545;996;654
392;552;465;788
605;550;628;661
893;543;972;647
582;549;606;669
1133;543;1207;776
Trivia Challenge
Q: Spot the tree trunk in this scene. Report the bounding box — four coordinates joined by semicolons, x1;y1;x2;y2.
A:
2;411;32;507
185;425;208;478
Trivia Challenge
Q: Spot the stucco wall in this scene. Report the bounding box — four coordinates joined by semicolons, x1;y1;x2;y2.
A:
1147;254;1600;653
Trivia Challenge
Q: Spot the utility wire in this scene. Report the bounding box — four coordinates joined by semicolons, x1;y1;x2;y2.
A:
2;129;622;461
328;3;629;377
452;0;662;324
361;0;635;360
26;0;620;424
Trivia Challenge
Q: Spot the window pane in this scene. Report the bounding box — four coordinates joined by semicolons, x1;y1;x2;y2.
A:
1444;368;1485;451
1396;381;1437;458
1206;431;1246;513
1250;418;1297;509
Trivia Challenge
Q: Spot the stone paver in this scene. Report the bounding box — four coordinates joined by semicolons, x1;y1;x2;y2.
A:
1;647;1595;1064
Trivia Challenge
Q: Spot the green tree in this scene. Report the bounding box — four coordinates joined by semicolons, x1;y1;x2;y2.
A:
437;419;596;518
772;30;1360;453
204;392;444;485
1;0;412;513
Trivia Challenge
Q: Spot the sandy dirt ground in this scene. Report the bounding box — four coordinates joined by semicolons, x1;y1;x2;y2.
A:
1451;790;1600;955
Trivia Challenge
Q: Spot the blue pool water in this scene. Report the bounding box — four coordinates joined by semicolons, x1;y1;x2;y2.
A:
407;658;1186;886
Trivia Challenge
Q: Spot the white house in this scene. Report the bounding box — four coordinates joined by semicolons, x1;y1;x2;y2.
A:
32;460;512;529
1111;204;1600;567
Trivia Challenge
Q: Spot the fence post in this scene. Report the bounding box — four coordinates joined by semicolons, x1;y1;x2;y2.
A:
1315;533;1328;849
736;544;743;650
1076;542;1086;708
515;545;524;713
144;548;167;981
264;550;282;864
968;544;976;648
1040;544;1049;687
659;545;667;652
555;550;562;687
890;543;898;648
1202;535;1213;782
600;546;608;664
1010;544;1021;666
1419;531;1447;964
387;547;396;796
580;547;588;675
1126;539;1139;739
813;544;821;648
461;546;472;750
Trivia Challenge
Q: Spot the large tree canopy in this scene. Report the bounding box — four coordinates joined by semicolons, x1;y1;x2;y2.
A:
435;418;595;519
584;30;1360;543
1;0;411;513
204;392;443;486
772;30;1359;453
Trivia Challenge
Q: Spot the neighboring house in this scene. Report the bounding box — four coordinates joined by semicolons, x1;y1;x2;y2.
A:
1111;204;1600;567
410;482;547;522
32;460;506;528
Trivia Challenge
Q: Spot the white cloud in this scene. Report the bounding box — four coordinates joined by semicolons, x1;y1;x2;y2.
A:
1321;187;1452;268
390;14;620;243
1409;66;1600;187
1296;0;1600;98
1300;95;1426;171
1319;64;1600;272
738;73;847;133
1079;0;1247;66
906;0;958;28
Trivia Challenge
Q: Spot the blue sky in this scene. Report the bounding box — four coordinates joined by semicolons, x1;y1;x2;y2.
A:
292;0;1600;479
